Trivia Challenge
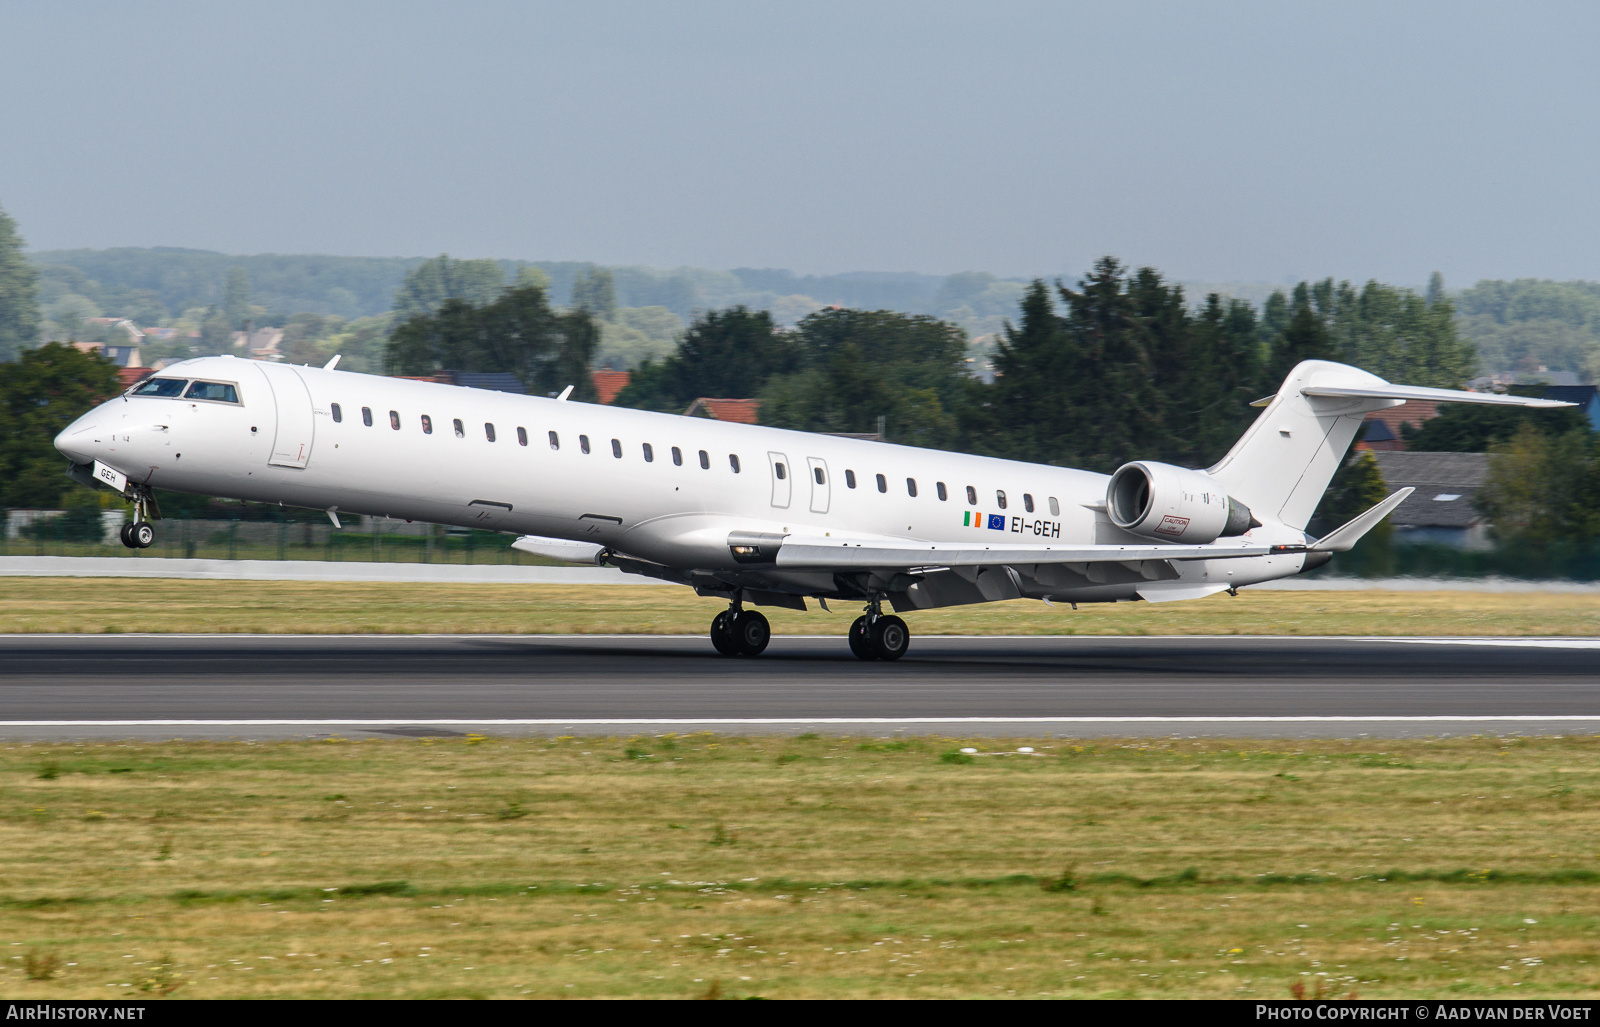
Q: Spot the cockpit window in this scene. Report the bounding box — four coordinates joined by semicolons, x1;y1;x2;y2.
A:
131;377;188;398
185;380;240;404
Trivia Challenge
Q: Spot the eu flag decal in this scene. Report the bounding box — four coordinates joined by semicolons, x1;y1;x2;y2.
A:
987;514;1006;531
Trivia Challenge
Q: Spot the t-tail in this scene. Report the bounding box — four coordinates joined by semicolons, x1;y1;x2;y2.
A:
1205;360;1573;531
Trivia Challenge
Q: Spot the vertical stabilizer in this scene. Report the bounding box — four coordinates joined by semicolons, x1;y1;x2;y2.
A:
1206;361;1402;530
1207;360;1575;530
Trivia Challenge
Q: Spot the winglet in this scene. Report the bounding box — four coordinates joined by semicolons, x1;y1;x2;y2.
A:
1308;487;1414;553
556;385;574;401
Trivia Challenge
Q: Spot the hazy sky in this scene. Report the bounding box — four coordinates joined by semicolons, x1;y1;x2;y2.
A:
2;0;1597;286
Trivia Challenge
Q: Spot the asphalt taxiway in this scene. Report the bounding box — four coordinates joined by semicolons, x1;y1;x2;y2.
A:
1;634;1596;740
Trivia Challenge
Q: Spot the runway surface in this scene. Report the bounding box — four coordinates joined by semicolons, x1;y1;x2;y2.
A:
2;633;1597;740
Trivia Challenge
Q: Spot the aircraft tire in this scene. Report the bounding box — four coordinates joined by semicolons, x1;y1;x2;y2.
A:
848;616;878;661
709;611;738;656
119;522;136;548
870;615;909;661
131;521;156;549
729;609;770;657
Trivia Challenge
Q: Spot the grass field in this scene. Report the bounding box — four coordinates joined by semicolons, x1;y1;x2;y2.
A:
3;577;1600;635
2;735;1599;999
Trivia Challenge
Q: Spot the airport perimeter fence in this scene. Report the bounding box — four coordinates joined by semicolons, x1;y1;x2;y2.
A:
1;509;560;566
1302;535;1600;582
7;508;1600;580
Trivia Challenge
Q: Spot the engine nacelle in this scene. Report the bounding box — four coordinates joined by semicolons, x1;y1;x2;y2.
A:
1106;461;1255;544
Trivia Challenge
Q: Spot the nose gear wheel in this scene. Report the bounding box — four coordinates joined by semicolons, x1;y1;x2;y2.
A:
120;487;159;549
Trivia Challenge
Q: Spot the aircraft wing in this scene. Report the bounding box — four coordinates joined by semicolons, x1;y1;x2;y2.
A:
767;535;1283;570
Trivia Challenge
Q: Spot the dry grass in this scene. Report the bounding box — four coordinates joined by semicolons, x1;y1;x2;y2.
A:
2;578;1599;636
2;734;1599;998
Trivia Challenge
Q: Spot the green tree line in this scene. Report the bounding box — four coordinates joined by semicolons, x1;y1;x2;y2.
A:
386;271;600;402
614;256;1478;473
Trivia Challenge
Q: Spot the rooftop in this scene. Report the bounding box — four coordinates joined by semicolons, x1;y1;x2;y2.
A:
1368;451;1489;529
685;397;761;424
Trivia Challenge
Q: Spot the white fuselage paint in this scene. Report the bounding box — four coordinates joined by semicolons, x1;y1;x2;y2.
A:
54;356;1310;605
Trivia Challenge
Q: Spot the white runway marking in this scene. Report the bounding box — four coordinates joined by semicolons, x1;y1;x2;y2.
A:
1358;638;1600;649
3;716;1600;728
6;633;1600;647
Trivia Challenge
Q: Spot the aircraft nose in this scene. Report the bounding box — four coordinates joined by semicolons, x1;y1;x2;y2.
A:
54;416;102;465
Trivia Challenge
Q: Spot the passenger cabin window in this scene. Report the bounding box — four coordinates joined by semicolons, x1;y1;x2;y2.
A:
389;410;400;430
485;423;496;442
966;485;977;505
517;427;527;446
846;469;857;489
362;407;373;427
775;462;786;480
549;431;559;450
1049;496;1060;516
906;478;917;497
672;446;683;466
698;449;709;469
331;403;342;423
643;443;654;462
421;415;433;434
1024;493;1035;513
876;473;887;493
611;438;622;458
131;377;187;398
996;490;1007;510
580;435;591;454
452;418;464;438
185;381;239;404
814;466;825;485
936;481;947;501
729;454;741;473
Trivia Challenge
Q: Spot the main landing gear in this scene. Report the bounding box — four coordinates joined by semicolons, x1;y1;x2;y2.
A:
848;597;909;662
706;596;909;661
118;490;157;549
709;605;771;657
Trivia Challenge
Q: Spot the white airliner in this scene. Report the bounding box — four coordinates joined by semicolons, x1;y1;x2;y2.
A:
54;354;1567;660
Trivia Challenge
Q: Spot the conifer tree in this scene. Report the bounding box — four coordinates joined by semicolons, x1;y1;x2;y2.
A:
0;202;40;361
222;267;251;330
988;279;1074;462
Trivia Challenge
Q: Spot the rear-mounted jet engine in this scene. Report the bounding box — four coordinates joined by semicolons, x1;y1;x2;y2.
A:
1106;460;1257;544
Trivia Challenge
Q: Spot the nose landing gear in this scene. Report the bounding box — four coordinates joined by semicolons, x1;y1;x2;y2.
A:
849;596;909;662
119;488;158;549
709;603;771;657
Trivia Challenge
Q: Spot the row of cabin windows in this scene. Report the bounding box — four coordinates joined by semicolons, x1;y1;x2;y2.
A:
333;403;1057;510
829;466;1060;515
330;403;742;472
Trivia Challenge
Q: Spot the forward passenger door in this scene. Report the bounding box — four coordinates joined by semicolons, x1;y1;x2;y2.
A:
257;363;315;468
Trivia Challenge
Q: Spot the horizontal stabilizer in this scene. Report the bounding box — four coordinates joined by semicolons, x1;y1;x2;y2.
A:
1308;488;1414;553
1302;384;1574;408
511;535;606;563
